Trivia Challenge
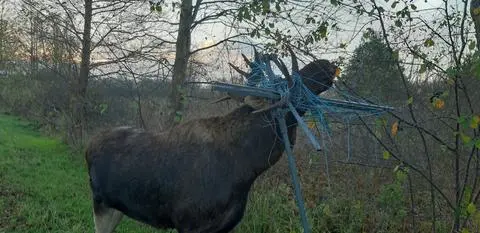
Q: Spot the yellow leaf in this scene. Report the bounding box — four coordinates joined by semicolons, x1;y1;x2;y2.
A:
447;78;455;86
335;67;341;77
307;121;316;129
433;98;445;109
383;151;391;160
461;133;472;144
474;7;480;15
471;115;480;129
391;121;399;136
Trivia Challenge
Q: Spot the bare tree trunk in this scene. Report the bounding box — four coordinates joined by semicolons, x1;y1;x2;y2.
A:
29;13;38;78
472;0;480;51
69;0;92;146
168;0;193;127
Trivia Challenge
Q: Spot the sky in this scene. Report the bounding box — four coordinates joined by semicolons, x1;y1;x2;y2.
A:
184;0;471;81
188;0;460;61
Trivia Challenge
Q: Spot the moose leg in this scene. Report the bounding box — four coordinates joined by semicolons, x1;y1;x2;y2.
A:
93;201;124;233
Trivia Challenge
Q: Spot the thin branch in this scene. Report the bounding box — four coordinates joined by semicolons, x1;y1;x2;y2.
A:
373;1;438;231
190;33;247;54
358;115;454;210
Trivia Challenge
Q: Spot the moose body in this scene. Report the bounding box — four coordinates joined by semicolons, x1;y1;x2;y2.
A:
86;105;295;232
85;50;338;233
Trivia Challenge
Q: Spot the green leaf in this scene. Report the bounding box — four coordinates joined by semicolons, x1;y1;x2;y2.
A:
469;40;476;50
306;17;315;24
407;96;413;105
475;212;480;227
446;66;459;77
419;64;427;73
424;38;435;47
275;2;281;11
250;29;257;38
99;103;108;115
458;116;468;128
467;202;477;215
174;111;183;123
317;22;329;39
261;0;270;14
392;50;399;60
475;139;480;149
461;133;472;144
461;228;470;233
475;64;480;79
391;1;399;8
237;9;244;21
395;169;407;183
394;20;402;27
410;4;417;10
265;27;270;35
383;150;391;160
244;9;251;20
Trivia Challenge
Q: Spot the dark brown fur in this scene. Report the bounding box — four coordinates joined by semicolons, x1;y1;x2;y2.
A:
85;59;338;233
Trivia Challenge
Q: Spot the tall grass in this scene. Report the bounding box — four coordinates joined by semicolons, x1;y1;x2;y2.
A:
0;114;425;233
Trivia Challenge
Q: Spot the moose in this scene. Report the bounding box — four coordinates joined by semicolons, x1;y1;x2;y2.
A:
85;47;339;233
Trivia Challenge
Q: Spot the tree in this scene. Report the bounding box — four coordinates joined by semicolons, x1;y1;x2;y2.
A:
340;32;405;105
472;0;480;51
169;0;195;125
331;0;480;232
69;0;92;146
19;0;173;145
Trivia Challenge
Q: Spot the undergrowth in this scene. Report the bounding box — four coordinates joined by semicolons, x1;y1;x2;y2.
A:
0;114;412;233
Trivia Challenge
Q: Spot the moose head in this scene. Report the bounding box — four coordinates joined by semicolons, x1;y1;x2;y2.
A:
215;46;339;114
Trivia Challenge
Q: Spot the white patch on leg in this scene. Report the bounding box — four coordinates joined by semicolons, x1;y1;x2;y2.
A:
94;208;123;233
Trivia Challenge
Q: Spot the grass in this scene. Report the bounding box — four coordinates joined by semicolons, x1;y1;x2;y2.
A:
0;113;409;233
0;114;159;233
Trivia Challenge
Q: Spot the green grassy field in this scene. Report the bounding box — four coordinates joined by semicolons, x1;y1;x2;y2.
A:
0;114;161;233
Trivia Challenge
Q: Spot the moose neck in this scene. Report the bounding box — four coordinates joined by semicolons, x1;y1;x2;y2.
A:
256;109;303;177
218;105;299;179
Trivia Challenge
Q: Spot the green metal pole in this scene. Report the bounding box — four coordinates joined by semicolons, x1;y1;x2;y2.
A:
276;111;311;233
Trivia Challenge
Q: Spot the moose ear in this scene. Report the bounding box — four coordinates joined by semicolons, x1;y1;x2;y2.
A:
242;54;252;68
228;63;248;77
